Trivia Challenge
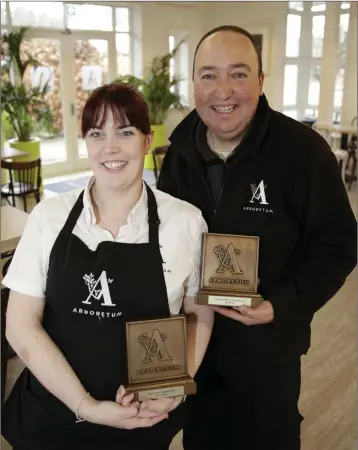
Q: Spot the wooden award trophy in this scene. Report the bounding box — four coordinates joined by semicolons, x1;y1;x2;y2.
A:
125;315;196;401
195;233;263;308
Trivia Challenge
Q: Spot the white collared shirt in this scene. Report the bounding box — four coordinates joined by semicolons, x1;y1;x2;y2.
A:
3;178;208;314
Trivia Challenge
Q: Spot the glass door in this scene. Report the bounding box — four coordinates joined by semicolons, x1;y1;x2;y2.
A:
67;32;116;170
22;31;73;177
22;29;115;176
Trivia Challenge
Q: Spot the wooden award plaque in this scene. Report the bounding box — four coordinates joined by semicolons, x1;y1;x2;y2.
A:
125;315;196;401
195;233;263;308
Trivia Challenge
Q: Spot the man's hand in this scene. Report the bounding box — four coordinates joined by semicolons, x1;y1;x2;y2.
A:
210;300;274;326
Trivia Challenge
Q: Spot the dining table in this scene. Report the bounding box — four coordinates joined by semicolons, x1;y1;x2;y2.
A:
1;146;29;161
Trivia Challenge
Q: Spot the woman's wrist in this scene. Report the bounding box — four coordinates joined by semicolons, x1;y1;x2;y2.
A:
76;393;99;422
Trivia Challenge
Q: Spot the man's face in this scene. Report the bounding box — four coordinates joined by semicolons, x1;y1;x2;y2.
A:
193;31;264;141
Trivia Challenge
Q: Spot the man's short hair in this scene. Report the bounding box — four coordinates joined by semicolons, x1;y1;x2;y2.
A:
192;25;263;79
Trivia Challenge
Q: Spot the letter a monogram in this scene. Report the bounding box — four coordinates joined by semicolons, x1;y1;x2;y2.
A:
138;329;172;363
249;180;268;205
215;243;244;274
82;271;115;306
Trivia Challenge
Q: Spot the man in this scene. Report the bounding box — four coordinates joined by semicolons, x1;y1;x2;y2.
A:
158;25;357;450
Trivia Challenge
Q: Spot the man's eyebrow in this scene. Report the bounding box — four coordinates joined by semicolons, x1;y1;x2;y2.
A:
198;63;252;73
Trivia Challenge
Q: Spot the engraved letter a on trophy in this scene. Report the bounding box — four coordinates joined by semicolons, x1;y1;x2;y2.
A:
214;243;244;274
139;329;172;363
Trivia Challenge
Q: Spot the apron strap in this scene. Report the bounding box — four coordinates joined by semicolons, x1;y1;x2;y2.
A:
145;183;161;248
61;191;85;235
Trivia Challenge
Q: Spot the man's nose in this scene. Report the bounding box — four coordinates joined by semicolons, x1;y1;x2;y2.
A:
215;77;233;101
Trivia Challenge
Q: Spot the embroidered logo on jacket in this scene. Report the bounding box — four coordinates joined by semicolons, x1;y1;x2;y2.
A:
243;180;273;213
249;180;268;205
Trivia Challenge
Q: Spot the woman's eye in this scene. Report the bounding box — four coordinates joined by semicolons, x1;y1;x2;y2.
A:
120;130;134;137
89;131;102;138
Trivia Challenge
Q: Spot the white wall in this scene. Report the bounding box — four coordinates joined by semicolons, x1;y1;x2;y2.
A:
136;1;357;120
196;1;287;111
135;1;288;111
137;1;206;109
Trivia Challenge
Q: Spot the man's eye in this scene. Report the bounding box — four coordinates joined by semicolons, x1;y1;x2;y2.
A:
201;74;215;80
233;72;247;79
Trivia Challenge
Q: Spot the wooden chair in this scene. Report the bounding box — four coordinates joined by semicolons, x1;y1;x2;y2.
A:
1;158;41;212
152;145;169;186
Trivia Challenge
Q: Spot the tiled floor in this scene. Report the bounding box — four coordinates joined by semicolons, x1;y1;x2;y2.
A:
2;183;357;450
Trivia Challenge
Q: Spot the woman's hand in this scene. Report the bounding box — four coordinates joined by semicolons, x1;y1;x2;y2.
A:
137;396;183;418
82;389;168;429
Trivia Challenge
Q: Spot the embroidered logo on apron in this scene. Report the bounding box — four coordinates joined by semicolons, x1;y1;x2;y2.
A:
82;271;115;306
72;271;122;320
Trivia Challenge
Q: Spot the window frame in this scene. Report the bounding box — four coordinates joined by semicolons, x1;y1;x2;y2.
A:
4;1;134;76
283;1;326;120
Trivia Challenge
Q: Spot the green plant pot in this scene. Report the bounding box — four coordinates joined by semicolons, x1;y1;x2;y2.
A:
1;111;15;140
8;138;43;192
144;124;168;170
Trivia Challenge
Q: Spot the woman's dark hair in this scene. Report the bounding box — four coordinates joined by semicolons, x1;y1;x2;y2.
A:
192;25;263;78
81;82;151;138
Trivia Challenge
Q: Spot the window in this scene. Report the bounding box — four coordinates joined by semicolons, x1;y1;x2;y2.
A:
289;2;304;12
168;34;189;106
115;8;130;32
285;15;301;57
334;68;345;109
1;1;8;26
9;1;64;28
333;6;350;117
116;8;131;75
312;15;325;57
169;36;175;94
283;1;326;120
311;1;326;12
5;3;134;77
283;110;298;120
304;108;318;118
283;65;298;106
66;4;112;31
308;65;321;105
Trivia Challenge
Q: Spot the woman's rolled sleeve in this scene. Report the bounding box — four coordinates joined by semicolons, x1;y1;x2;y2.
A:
3;204;46;298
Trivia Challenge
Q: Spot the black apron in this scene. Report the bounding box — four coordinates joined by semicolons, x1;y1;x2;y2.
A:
2;183;186;450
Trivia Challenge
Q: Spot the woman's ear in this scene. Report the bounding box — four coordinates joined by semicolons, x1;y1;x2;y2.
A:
144;130;154;154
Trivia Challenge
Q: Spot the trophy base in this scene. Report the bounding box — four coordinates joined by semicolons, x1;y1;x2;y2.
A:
126;376;196;401
196;289;263;308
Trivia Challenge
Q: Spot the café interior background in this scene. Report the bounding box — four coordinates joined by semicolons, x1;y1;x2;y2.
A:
0;2;357;450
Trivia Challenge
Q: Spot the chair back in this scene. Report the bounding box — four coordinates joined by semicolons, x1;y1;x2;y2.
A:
2;158;41;194
152;146;169;186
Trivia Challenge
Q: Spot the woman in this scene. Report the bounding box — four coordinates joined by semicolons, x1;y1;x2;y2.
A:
2;82;214;450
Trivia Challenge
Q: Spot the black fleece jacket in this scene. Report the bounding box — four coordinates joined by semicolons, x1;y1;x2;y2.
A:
158;95;357;369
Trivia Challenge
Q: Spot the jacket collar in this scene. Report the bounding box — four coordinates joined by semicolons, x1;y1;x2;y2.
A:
169;94;271;166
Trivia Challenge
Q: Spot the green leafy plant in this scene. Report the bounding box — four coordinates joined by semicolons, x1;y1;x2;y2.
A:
0;27;51;141
113;39;186;125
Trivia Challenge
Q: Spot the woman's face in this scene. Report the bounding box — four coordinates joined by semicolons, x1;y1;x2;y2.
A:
85;109;152;191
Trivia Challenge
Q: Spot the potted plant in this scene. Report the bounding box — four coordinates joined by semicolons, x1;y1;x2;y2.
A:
113;40;185;170
1;27;51;166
